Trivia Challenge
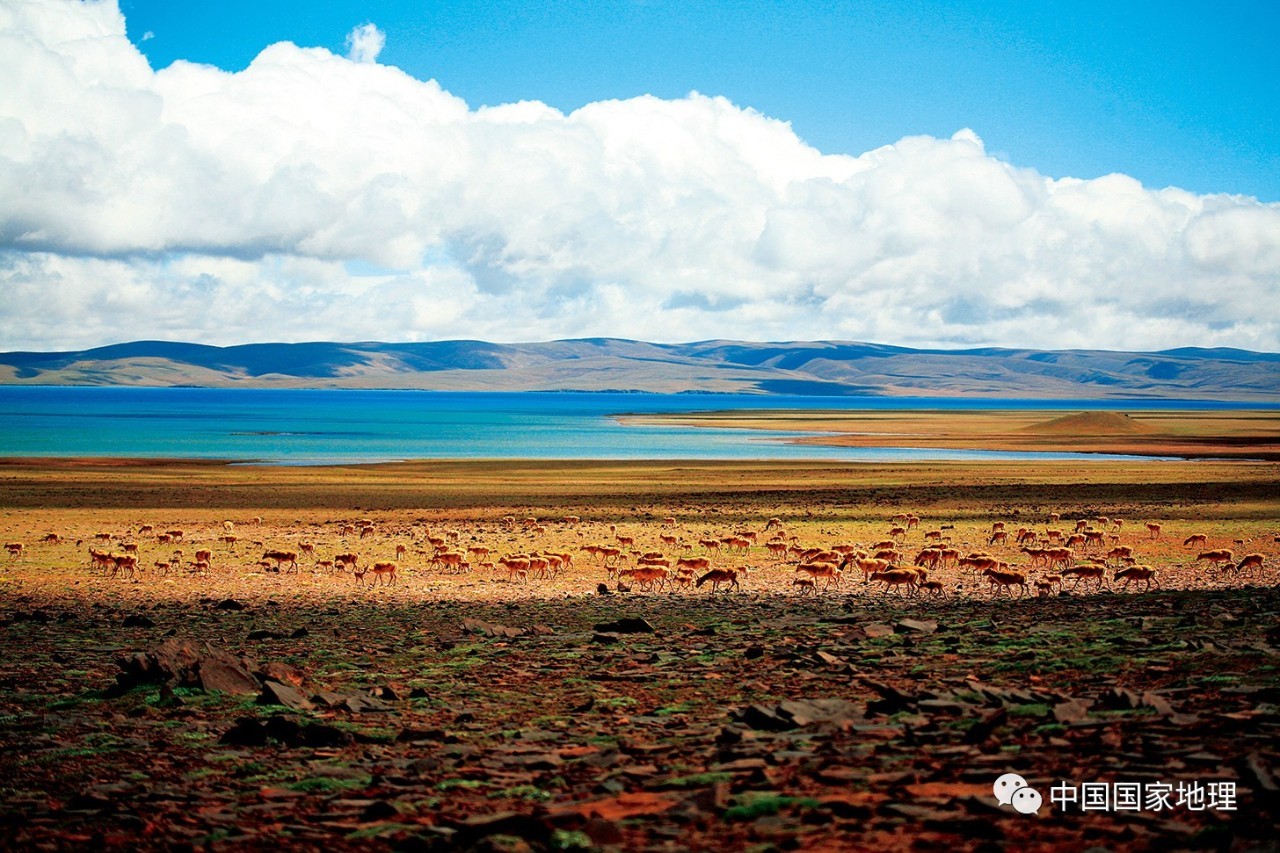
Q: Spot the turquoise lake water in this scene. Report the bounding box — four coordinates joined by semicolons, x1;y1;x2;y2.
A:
0;387;1264;464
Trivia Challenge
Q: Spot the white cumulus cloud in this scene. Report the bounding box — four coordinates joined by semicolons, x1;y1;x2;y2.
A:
344;22;384;64
0;0;1277;352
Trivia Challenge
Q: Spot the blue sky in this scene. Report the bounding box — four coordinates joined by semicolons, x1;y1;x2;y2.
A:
120;0;1280;201
1;0;1277;352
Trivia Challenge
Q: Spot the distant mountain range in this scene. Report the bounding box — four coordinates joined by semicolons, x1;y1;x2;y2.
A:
0;339;1277;400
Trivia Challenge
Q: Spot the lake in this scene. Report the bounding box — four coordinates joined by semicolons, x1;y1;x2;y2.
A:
0;387;1261;464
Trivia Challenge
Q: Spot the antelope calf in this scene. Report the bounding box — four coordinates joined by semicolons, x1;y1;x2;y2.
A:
792;576;817;595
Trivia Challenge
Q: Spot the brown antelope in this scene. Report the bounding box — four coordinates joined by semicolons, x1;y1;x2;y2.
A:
1235;553;1264;574
1114;565;1158;592
334;553;358;572
5;542;23;559
696;568;740;593
356;561;398;586
528;556;552;579
89;549;113;572
112;553;139;578
795;561;842;590
792;576;817;595
498;556;531;582
913;548;942;568
699;538;722;552
1146;522;1162;539
619;566;667;592
431;551;468;572
262;550;298;571
676;556;710;573
989;531;1008;546
1063;565;1106;591
923;530;944;542
544;550;573;570
1183;533;1207;548
1045;548;1073;570
958;554;1002;575
1105;546;1133;564
1195;549;1234;568
869;568;919;596
982;568;1028;597
852;557;891;582
918;580;945;596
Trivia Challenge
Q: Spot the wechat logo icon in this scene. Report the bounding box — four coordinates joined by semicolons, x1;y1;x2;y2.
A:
994;773;1042;815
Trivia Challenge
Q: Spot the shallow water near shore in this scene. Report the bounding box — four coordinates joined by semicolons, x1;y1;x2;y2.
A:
0;386;1254;464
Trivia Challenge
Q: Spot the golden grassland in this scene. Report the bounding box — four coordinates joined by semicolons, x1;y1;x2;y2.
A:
0;454;1277;606
617;408;1280;460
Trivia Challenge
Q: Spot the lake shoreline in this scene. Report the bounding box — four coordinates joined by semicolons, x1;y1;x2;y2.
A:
616;408;1280;461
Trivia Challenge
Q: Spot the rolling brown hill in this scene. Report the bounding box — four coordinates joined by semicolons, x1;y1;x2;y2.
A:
0;339;1276;400
1021;411;1161;434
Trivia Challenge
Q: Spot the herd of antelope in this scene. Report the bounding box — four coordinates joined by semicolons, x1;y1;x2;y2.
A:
7;508;1276;601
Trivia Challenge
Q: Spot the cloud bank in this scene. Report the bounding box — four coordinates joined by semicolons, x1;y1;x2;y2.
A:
0;0;1278;352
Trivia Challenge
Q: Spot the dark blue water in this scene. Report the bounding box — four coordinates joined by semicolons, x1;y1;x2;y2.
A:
0;387;1265;464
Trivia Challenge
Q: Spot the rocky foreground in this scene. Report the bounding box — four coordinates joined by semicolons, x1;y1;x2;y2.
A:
2;586;1278;851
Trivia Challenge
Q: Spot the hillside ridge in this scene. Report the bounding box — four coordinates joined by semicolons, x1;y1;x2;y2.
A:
0;339;1276;400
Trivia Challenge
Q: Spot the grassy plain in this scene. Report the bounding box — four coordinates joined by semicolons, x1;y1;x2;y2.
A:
1;453;1278;850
